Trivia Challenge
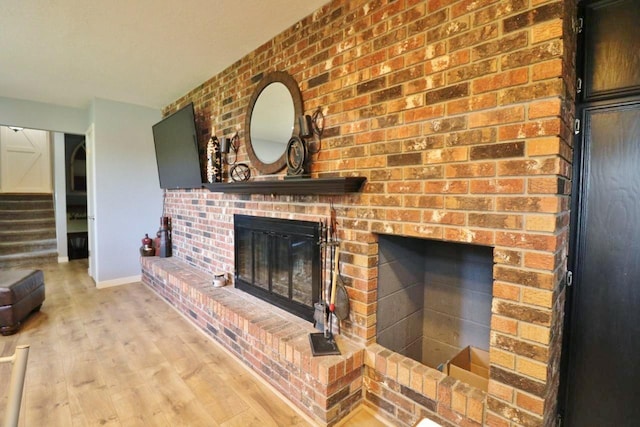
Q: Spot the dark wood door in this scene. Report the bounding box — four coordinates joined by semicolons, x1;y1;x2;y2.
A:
562;0;640;425
565;101;640;426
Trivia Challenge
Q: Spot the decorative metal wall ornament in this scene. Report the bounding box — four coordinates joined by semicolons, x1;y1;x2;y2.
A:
220;133;239;165
230;163;251;182
288;106;325;179
206;136;222;183
209;132;243;182
307;107;325;155
285;135;309;178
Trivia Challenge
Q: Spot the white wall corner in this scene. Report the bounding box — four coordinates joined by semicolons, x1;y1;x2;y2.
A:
52;132;68;259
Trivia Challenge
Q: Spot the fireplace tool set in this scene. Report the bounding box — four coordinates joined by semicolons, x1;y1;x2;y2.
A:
309;207;350;356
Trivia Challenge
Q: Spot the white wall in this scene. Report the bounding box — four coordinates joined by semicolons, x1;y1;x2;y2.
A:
1;96;163;286
90;98;162;286
0;96;88;134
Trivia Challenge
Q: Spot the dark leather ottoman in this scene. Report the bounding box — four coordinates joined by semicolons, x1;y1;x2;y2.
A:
0;269;45;335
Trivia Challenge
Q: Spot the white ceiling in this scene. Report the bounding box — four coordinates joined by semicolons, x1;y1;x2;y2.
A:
0;0;330;110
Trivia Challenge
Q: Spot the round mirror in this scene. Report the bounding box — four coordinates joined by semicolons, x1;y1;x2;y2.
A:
245;71;303;174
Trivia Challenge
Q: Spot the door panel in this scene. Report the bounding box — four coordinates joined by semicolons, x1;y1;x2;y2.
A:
0;127;52;193
565;101;640;426
584;0;640;99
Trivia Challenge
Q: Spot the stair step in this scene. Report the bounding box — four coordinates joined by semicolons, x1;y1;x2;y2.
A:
0;200;53;210
0;193;53;201
0;228;57;242
0;218;56;231
0;250;58;269
0;239;57;256
0;194;53;210
0;208;55;221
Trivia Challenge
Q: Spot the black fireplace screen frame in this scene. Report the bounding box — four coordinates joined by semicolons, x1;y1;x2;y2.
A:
234;214;321;322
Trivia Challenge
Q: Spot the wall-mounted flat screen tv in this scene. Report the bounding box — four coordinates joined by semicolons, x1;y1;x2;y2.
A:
152;103;203;189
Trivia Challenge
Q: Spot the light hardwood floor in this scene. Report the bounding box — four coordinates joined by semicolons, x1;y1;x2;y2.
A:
0;260;391;426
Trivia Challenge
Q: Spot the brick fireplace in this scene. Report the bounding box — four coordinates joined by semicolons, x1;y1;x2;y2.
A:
142;0;577;425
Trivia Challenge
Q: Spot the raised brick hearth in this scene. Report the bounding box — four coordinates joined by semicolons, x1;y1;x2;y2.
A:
147;0;578;425
141;256;487;426
141;257;363;425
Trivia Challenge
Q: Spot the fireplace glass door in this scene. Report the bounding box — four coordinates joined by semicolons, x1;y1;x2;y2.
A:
234;215;320;321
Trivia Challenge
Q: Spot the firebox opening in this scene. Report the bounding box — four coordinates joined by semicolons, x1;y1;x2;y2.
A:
376;234;493;369
234;215;321;322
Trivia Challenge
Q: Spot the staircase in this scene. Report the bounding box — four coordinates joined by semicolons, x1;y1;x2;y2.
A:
0;194;58;268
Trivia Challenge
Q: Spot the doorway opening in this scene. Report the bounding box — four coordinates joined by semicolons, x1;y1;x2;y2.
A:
65;134;88;260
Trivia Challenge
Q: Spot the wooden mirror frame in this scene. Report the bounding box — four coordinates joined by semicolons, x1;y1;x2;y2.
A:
245;71;303;175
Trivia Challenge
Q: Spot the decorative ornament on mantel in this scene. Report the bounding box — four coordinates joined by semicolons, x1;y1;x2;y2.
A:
208;131;250;183
140;233;154;257
230;163;251;182
157;216;172;258
206;132;222;183
285;135;309;178
222;133;250;182
285;107;325;179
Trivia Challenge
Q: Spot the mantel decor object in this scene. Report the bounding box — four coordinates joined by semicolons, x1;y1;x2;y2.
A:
286;107;324;179
157;216;172;258
230;163;251;182
299;106;325;155
213;273;226;288
206;136;222;183
140;233;155;257
285;136;309;178
220;133;251;182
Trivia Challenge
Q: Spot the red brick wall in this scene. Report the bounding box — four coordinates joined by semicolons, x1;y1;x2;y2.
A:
162;0;577;425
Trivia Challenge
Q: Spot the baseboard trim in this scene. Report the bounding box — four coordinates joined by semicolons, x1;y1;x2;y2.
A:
96;274;141;289
58;256;69;263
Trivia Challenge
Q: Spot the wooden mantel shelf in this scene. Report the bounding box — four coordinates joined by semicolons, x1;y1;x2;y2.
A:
202;176;366;195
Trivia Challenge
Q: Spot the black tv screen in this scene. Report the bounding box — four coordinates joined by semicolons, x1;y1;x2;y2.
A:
152;103;203;189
